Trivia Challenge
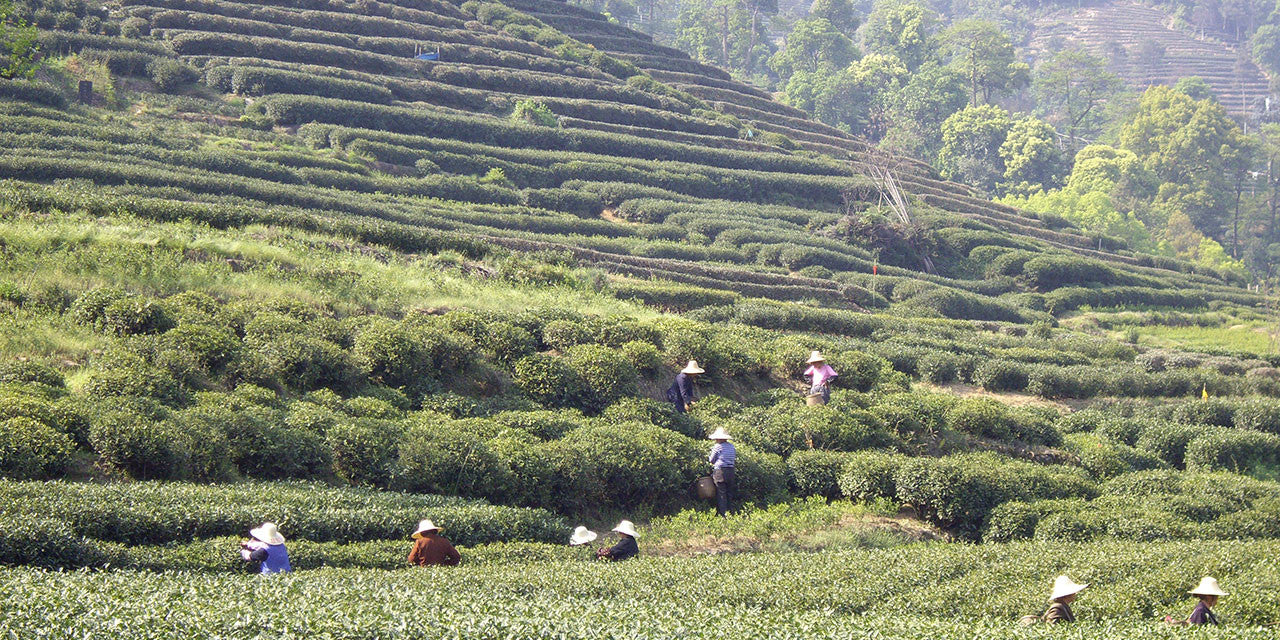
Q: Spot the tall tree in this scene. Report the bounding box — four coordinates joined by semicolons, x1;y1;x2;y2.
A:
937;103;1013;193
862;1;938;72
0;0;39;80
769;17;859;81
809;0;858;34
674;0;775;78
941;19;1030;106
1032;49;1122;152
1119;85;1250;239
998;116;1066;197
882;61;968;159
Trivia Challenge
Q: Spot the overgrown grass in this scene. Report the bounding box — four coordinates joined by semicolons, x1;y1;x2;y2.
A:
1133;324;1278;356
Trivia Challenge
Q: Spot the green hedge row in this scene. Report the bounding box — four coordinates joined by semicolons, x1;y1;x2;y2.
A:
205;64;394;103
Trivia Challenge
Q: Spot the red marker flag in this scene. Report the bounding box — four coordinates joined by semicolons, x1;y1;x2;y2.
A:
872;264;878;275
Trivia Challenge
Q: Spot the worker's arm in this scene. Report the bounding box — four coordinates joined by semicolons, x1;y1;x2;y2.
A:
407;540;423;566
444;540;461;566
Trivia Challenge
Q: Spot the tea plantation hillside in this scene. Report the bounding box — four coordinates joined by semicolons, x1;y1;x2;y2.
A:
4;0;1280;636
1030;1;1273;118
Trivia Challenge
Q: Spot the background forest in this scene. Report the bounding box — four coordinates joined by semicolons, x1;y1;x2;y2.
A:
578;0;1280;283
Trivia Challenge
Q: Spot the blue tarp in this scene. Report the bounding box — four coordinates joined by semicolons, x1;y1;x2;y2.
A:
415;52;439;61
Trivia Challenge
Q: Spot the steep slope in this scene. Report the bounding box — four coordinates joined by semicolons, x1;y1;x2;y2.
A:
1030;1;1274;119
0;0;1264;329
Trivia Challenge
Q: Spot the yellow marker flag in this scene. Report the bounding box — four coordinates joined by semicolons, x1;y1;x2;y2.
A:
1202;384;1208;400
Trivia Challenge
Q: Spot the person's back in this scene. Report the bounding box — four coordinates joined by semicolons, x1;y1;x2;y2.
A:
606;535;638;561
409;532;461;567
1042;601;1074;624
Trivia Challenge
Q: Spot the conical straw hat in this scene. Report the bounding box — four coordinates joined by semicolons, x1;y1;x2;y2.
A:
807;351;825;364
1049;575;1088;601
569;526;598;546
250;522;285;546
412;519;440;539
681;360;705;374
1189;577;1227;597
707;427;732;440
612;519;640;538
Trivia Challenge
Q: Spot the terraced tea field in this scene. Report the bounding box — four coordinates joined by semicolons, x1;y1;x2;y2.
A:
1031;1;1273;119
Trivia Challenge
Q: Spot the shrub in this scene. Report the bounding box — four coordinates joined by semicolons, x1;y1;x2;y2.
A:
510;99;557;127
69;287;127;327
1136;422;1202;469
917;352;959;384
1171;399;1235;428
893;453;1095;540
0;417;74;480
147;58;199;92
838;450;907;503
89;407;192;480
564;344;639;414
1057;409;1104;434
161;324;238;371
971;359;1029;392
732;445;789;506
620;340;661;373
600;397;699;438
945;398;1015;441
512;354;583;409
542;320;592;352
394;421;512;501
479;322;535;367
490;409;587;440
328;417;405;486
1233;398;1280;434
786;449;850;498
558;422;699;509
0;361;64;388
1027;366;1103;399
1185;429;1280;473
1066;433;1167;480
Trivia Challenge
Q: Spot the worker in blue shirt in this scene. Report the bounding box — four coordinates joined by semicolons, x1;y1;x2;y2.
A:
707;427;736;516
666;360;704;413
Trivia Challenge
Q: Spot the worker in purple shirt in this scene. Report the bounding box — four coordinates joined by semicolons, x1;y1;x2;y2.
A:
1186;577;1226;626
707;427;736;517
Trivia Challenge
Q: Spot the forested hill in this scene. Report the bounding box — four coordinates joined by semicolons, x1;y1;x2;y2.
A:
0;0;1263;330
1030;2;1272;118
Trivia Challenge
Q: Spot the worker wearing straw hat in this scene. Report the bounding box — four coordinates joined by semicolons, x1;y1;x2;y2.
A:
596;520;639;561
1042;575;1087;623
707;427;736;517
1186;577;1227;626
407;519;461;567
239;522;291;574
666;360;704;414
803;351;838;404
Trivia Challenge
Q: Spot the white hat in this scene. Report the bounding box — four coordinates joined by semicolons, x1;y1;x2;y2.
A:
1189;577;1227;597
807;351;825;364
569;526;598;546
249;522;285;546
681;360;705;374
1049;575;1088;601
411;519;440;539
612;519;640;538
707;427;731;440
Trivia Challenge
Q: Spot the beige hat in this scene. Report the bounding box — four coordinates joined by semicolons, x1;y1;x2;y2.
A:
707;427;731;440
681;360;705;374
807;351;825;364
1049;575;1088;601
569;526;598;546
1189;577;1227;597
411;519;440;539
249;522;285;546
612;519;640;538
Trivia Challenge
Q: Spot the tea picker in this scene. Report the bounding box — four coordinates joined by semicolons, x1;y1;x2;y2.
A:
569;526;598;558
1165;577;1227;626
666;360;704;413
240;522;291;574
803;351;837;405
596;520;639;561
707;427;736;517
407;519;461;567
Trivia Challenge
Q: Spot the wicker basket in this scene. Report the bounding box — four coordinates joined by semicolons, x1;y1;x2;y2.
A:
805;393;826;406
693;476;716;500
